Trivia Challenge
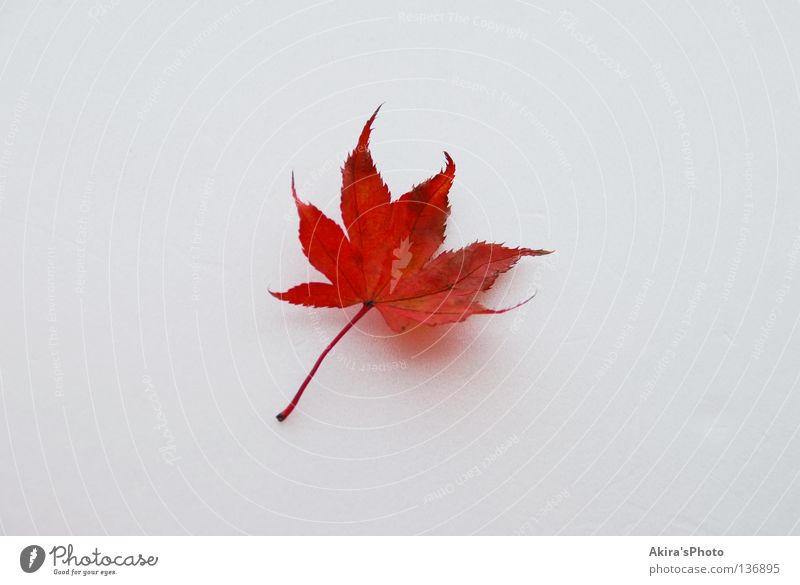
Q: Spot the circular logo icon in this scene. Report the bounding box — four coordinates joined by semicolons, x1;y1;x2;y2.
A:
20;545;45;573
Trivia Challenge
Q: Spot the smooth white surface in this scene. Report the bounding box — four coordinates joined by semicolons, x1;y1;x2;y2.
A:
0;0;798;535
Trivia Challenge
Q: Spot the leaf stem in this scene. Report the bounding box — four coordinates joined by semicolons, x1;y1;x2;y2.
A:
276;302;373;422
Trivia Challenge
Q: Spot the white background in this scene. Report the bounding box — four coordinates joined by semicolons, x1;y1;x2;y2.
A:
0;0;798;535
1;536;797;583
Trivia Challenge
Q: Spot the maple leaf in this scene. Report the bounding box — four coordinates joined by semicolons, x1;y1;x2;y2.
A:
270;106;552;421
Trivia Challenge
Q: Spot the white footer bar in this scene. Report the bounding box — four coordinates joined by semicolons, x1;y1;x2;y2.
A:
2;536;796;584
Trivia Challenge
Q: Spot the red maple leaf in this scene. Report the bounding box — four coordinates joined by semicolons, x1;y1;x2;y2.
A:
271;107;552;421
